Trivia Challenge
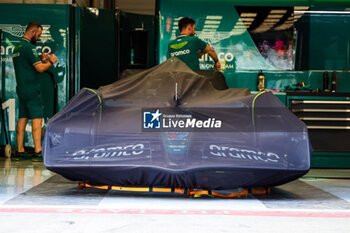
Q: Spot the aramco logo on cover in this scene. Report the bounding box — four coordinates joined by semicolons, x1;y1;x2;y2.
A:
143;109;162;129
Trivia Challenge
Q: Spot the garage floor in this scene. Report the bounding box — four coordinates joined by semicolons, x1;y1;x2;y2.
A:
0;158;350;233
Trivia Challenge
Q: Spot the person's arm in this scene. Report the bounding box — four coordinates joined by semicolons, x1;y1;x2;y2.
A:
198;50;206;58
34;54;57;73
25;46;58;73
204;44;220;70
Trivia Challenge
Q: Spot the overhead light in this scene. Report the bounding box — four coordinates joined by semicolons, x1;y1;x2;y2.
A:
274;24;293;30
230;30;245;36
241;18;255;21
295;10;350;14
261;25;272;28
240;13;257;17
204;24;219;28
88;8;99;16
264;19;280;22
270;10;287;14
205;20;221;24
234;28;247;31
294;6;310;11
267;14;284;18
206;16;223;20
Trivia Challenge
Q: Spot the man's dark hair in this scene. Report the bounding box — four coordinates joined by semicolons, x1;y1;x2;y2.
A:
178;17;195;31
26;22;43;32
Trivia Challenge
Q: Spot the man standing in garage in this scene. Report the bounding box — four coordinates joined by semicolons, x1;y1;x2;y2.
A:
168;17;220;70
12;21;57;161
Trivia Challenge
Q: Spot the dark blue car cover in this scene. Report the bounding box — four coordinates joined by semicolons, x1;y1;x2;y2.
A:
43;58;311;190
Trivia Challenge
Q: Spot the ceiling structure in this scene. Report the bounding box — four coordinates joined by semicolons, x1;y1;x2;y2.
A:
0;0;156;15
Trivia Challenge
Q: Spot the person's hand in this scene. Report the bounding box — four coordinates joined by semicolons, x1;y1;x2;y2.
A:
49;54;58;65
41;52;51;62
214;61;221;70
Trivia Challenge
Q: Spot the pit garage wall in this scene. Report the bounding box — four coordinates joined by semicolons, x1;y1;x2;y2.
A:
156;0;350;93
78;7;117;90
0;4;71;149
119;11;156;73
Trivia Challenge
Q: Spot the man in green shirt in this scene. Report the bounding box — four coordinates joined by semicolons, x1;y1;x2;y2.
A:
12;21;57;161
168;17;220;70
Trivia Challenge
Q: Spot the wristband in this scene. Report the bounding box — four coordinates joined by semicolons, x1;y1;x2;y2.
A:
49;60;54;65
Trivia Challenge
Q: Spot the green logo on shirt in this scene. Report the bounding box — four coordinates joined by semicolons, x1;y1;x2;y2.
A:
170;41;188;49
32;49;38;57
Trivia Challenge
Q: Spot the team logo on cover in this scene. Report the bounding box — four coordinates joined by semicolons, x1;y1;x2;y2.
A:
143;109;162;129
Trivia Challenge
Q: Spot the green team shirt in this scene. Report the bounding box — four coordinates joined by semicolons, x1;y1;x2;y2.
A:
168;35;207;70
12;37;42;100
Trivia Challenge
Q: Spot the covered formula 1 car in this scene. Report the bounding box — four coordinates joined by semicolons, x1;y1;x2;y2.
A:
43;58;311;190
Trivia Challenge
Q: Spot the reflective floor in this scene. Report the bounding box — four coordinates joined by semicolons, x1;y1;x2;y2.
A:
1;158;350;233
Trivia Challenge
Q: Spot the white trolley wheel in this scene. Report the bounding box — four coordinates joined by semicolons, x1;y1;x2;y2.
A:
4;144;12;158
